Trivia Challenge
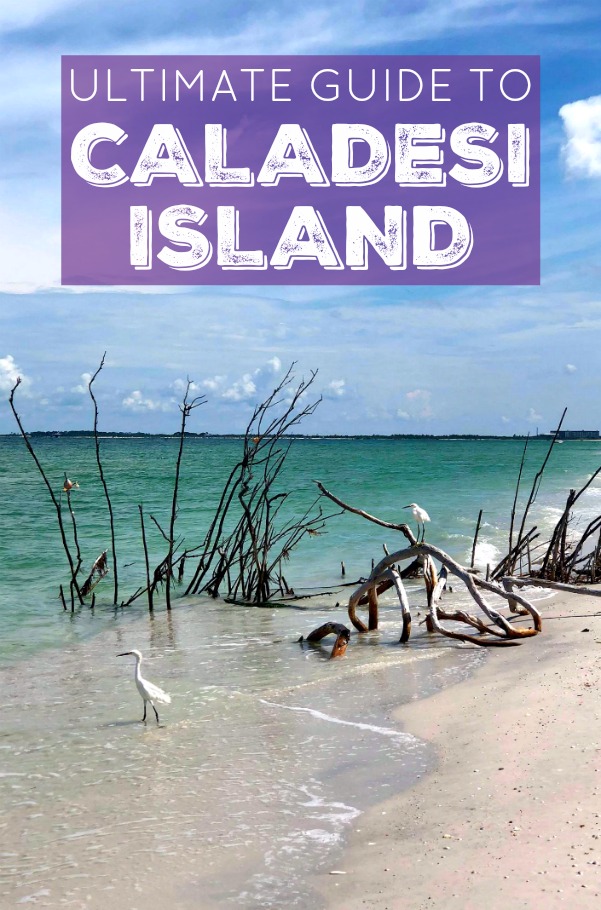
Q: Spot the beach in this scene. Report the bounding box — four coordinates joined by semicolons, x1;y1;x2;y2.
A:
318;588;601;909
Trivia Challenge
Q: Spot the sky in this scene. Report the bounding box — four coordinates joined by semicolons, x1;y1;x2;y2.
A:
1;0;601;436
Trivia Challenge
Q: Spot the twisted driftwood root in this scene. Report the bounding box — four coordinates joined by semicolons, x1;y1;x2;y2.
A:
330;633;350;658
348;545;541;647
423;559;521;648
349;569;396;633
356;557;423;608
315;484;542;648
299;622;351;659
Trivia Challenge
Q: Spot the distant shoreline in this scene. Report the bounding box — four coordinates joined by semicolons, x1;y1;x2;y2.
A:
0;431;582;441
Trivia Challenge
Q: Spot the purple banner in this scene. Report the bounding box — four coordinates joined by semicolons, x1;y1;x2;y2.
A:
61;55;540;286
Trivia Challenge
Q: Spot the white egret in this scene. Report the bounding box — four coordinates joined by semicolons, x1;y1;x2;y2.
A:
117;649;171;724
403;502;431;542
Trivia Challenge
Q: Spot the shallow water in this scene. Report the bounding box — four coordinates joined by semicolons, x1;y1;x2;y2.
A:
0;589;490;909
1;434;601;663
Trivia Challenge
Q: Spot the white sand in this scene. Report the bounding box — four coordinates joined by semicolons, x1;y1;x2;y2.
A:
317;590;601;909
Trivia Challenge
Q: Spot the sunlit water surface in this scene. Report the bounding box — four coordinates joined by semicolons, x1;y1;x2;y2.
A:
1;593;489;908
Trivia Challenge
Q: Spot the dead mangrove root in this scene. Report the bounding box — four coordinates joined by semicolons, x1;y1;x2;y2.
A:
298;622;351;659
316;483;542;647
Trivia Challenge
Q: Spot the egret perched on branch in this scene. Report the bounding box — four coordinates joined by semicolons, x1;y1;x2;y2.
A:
403;503;431;542
117;649;171;725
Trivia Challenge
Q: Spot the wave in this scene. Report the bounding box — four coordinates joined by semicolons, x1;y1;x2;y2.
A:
259;698;415;743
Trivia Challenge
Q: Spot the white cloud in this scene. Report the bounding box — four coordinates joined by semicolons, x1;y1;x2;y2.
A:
200;375;226;392
71;371;92;394
527;407;542;422
405;388;433;419
323;378;346;398
397;409;411;420
0;354;32;394
173;378;199;393
565;363;577;373
221;373;257;402
559;95;601;178
221;357;283;403
122;390;172;412
265;356;282;374
501;415;511;424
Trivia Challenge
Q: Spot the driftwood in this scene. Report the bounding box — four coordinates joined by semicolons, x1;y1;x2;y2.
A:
390;568;411;642
314;482;417;545
371;544;540;645
355;557;422;607
299;622;351;659
80;551;109;597
329;633;350;658
316;484;541;647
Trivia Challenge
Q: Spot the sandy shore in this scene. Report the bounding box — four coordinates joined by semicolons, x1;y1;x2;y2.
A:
317;590;601;909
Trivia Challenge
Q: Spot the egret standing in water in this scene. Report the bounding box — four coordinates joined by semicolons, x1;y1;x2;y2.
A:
117;649;171;725
403;503;431;542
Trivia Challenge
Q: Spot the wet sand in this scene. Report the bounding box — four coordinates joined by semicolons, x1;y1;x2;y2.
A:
317;589;601;909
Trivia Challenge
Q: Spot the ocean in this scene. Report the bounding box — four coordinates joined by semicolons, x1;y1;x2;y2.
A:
1;435;600;907
1;434;600;661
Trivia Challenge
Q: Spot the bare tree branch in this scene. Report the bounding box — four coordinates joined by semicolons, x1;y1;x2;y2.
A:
88;354;119;603
9;378;84;607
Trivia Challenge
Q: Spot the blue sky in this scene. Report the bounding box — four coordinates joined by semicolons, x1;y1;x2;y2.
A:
1;0;601;435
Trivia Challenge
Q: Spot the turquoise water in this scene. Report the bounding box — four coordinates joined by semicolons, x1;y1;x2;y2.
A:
1;434;601;663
